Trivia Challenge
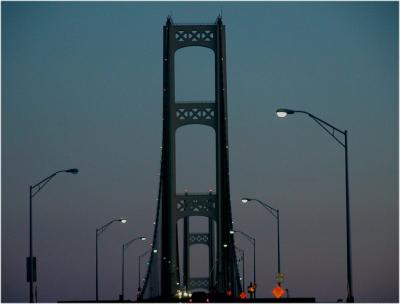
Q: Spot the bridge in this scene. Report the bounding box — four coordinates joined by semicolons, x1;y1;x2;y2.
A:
138;16;243;301
57;16;318;304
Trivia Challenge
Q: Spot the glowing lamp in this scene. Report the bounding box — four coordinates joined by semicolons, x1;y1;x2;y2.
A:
272;284;285;299
276;108;295;118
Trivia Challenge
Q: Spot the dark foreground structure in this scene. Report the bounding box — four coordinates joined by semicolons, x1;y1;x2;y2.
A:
139;16;242;301
59;297;316;303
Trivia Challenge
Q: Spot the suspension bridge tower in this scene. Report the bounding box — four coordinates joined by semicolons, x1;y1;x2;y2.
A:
141;16;241;301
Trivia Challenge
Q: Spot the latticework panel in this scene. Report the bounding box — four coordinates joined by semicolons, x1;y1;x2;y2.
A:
189;233;209;245
189;277;209;290
174;25;216;49
176;193;217;220
175;103;216;128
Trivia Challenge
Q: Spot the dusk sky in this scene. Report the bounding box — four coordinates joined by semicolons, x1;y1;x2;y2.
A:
2;1;398;303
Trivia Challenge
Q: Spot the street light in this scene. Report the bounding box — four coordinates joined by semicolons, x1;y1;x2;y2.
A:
275;108;295;118
121;236;146;301
27;168;79;303
230;230;256;298
96;218;127;302
241;198;281;283
137;249;151;299
276;108;354;302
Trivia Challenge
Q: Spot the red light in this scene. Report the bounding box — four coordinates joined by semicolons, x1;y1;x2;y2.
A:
239;292;246;299
226;290;232;296
272;285;285;299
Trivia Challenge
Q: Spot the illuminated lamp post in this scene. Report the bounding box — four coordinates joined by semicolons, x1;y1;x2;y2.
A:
120;236;146;301
230;230;256;298
96;218;128;301
241;198;281;283
276;108;354;302
27;168;79;303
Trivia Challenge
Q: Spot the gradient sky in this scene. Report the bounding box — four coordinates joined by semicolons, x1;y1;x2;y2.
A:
2;1;398;303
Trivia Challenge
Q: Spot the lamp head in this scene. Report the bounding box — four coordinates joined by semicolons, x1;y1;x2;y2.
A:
119;218;128;224
65;168;79;174
229;230;235;234
276;108;295;118
241;198;251;204
153;249;158;253
140;237;147;241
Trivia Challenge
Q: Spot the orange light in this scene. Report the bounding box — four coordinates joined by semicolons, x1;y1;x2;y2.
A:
239;292;247;299
272;285;285;299
226;290;232;296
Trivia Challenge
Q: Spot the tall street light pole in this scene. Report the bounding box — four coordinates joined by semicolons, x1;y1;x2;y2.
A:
138;249;151;299
96;218;128;302
241;198;281;280
120;236;146;301
230;230;256;298
276;108;354;302
27;168;79;303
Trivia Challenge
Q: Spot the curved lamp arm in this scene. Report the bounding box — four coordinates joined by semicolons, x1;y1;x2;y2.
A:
276;108;346;147
123;236;146;250
242;198;278;219
97;218;127;236
231;230;255;244
31;168;79;198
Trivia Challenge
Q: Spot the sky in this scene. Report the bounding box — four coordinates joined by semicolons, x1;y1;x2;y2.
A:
1;1;398;303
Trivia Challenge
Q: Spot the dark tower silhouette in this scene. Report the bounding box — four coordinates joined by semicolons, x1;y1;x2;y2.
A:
140;16;241;300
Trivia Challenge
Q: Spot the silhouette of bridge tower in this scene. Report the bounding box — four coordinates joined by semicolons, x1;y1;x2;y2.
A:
140;16;241;301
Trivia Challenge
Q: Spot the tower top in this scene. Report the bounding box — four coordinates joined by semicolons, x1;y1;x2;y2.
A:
164;16;223;26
